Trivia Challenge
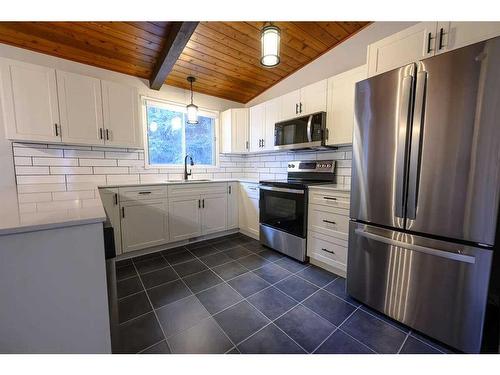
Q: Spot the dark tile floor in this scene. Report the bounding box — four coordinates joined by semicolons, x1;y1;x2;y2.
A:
113;233;453;354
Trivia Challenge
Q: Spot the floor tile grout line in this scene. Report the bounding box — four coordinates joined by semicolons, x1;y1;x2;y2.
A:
160;252;239;353
356;305;411;335
132;261;174;354
405;331;446;354
137;339;167;354
396;331;412;354
337;328;379;354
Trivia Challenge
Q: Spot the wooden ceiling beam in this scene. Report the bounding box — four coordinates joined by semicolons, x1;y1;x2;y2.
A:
149;22;198;90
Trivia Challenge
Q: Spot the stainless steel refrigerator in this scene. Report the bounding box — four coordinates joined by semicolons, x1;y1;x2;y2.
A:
347;36;500;353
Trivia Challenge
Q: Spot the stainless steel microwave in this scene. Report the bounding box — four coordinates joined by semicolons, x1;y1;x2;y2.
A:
274;112;327;151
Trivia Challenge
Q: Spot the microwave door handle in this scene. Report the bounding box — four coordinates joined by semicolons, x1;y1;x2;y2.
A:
395;65;415;218
407;69;427;220
306;115;313;143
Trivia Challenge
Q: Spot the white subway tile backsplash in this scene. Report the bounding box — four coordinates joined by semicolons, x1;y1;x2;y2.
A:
14;156;32;165
13;143;352;208
16;175;65;184
50;166;93;175
63;150;104;158
52;190;95;201
15;166;50;175
79;158;117;167
106;174;140;185
105;151;139;160
36;200;81;212
17;183;67;194
33;157;78;166
14;147;63;158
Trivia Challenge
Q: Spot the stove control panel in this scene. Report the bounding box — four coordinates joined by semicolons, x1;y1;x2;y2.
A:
287;160;335;173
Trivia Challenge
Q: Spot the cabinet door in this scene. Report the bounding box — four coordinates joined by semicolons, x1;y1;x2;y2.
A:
239;193;259;238
220;109;232;153
249;103;265;152
436;22;500;55
300;79;327;115
57;71;104;145
227;182;239;230
201;193;227;235
99;188;122;255
233;108;249;152
121;199;169;253
326;65;366;146
101;80;141;148
263;97;281;150
0;58;60;142
367;22;437;77
281;89;301;120
168;196;201;241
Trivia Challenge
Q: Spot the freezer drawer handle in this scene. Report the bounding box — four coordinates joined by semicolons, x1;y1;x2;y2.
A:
323;219;336;225
354;228;475;264
138;191;152;195
323;196;337;201
321;248;335;255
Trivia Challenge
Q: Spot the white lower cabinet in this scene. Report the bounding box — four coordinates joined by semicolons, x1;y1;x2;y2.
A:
238;182;259;238
120;199;169;253
227;182;239;230
307;188;350;275
168;196;202;242
201;193;227;235
98;187;122;255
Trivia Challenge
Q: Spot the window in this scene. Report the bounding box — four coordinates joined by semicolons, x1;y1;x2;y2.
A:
143;99;217;167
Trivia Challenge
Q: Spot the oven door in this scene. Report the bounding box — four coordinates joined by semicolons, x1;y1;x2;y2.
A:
274;112;325;151
259;185;307;238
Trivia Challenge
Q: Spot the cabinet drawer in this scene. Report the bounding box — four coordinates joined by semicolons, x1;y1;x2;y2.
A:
308;204;349;240
119;186;167;201
240;182;259;199
307;231;347;269
309;189;350;210
168;182;227;197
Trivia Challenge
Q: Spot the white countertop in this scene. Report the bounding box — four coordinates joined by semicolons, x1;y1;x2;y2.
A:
0;179;261;236
308;184;351;192
0;187;107;236
99;178;260;189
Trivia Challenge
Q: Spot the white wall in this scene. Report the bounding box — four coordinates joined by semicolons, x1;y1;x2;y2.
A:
246;21;417;106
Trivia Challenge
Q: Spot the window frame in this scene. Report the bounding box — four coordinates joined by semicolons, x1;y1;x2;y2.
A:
141;96;220;169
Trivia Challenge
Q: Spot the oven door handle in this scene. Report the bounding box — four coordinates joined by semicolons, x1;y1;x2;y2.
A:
259;185;305;194
306;114;313;143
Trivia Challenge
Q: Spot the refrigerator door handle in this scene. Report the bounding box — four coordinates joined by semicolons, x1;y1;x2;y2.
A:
354;228;476;264
394;67;415;218
407;69;428;220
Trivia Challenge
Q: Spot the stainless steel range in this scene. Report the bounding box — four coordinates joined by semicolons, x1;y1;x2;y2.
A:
259;160;335;262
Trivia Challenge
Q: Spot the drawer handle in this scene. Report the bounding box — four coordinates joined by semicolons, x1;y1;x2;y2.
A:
323;219;336;225
321;248;335;255
323;197;337;201
249;187;257;191
138;191;152;195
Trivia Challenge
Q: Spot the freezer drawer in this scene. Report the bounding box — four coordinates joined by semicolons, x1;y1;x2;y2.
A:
346;221;493;353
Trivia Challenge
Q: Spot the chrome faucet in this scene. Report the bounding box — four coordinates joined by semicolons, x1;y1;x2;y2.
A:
184;154;194;181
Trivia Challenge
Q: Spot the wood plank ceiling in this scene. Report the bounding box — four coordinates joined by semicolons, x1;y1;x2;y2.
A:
0;21;369;103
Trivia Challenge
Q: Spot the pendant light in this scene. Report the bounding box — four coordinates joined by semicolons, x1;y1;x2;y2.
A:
186;76;198;124
260;23;281;67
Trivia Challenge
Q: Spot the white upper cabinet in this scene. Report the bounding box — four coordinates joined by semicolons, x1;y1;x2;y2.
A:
57;71;104;145
436;22;500;55
326;65;366;146
281;89;301;120
263;96;281;150
367;22;438;77
249;102;265;152
367;22;500;77
220;108;249;153
101;80;141;148
0;58;61;142
279;81;327;121
300;79;327;115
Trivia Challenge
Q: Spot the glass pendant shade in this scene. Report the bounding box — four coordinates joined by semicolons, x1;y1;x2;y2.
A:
261;25;280;67
186;76;199;124
186;103;199;124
